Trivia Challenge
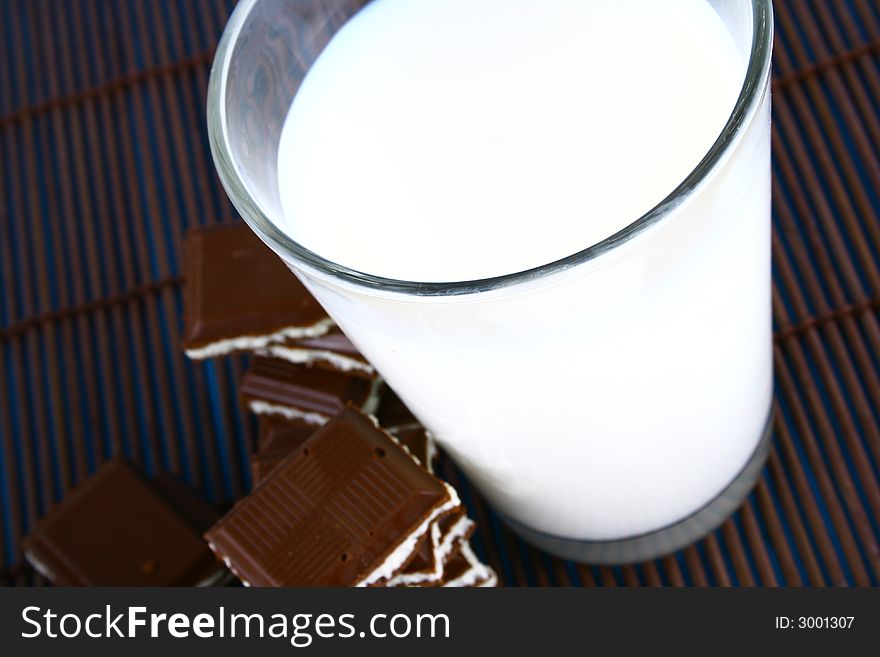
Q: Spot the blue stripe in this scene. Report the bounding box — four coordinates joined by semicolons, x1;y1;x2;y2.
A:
776;391;850;585
223;356;251;495
203;359;234;501
2;2;21;109
85;311;114;464
182;337;217;500
18;1;40;106
732;510;761;584
673;552;692;587
155;297;189;478
485;510;515;585
515;536;538;586
761;463;811;584
0;345;19;565
692;543;714;586
18;336;46;519
120;313;148;468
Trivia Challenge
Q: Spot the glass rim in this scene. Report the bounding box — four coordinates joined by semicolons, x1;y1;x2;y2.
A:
208;0;774;298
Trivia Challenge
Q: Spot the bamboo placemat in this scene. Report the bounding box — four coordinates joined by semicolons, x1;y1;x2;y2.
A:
1;0;878;587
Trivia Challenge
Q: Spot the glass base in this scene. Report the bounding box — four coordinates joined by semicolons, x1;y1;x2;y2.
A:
502;406;775;564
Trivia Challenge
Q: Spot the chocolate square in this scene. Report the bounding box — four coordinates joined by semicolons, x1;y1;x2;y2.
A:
206;407;452;587
23;461;222;586
240;357;374;422
182;224;332;357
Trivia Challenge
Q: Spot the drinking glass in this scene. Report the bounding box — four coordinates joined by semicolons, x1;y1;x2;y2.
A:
208;0;774;563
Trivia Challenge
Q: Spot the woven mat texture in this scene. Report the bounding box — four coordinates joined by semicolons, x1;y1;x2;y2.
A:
1;0;879;587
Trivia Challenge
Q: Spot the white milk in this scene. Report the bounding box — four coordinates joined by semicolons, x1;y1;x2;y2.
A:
274;0;773;541
278;0;744;282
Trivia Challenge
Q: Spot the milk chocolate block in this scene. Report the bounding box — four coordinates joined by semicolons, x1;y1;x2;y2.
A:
397;540;496;588
258;329;375;379
205;407;459;587
23;461;224;586
182;224;334;359
384;540;495;588
240;357;377;424
378;507;475;587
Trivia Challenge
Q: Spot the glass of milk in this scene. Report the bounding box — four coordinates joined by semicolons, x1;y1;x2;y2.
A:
208;0;774;563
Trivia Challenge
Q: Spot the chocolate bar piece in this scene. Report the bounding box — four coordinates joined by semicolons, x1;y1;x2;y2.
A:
378;507;475;587
23;461;224;586
240;357;378;424
383;540;496;588
205;407;458;587
257;329;375;379
182;224;334;359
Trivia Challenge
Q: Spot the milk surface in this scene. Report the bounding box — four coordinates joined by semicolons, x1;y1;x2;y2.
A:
277;0;743;281
272;0;773;542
